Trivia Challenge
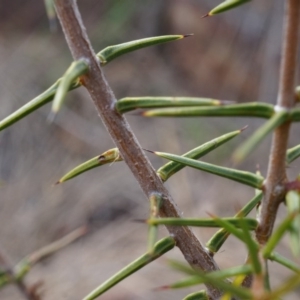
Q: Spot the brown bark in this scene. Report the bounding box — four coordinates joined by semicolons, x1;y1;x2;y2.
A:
256;0;300;244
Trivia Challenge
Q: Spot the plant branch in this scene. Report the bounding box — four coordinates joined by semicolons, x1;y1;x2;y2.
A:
256;0;300;244
0;247;34;300
54;0;221;298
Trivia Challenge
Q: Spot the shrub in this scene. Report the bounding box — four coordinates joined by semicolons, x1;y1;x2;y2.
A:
1;0;300;299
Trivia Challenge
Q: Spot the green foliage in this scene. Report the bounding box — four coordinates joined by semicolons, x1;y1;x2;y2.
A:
206;0;251;16
1;1;300;299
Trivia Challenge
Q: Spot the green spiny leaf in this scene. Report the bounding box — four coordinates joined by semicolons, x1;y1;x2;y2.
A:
263;213;297;258
147;217;258;229
206;0;251;16
83;237;175;300
158;276;205;290
286;190;300;256
142;102;274;119
148;193;162;252
166;261;252;287
116;97;223;114
185;272;253;300
0;273;12;288
0;35;185;131
237;217;261;274
151;150;264;189
206;192;263;253
157;128;244;182
233;111;289;163
14;260;31;281
268;252;300;274
44;0;57;31
50;59;89;118
286;144;300;164
1;80;57;131
207;215;247;242
56;148;122;184
290;107;300;122
266;273;300;299
183;290;209;300
167;259;195;276
97;34;189;65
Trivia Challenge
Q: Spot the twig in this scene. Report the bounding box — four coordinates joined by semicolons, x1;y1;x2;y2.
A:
0;247;34;300
256;0;300;244
27;225;87;266
54;0;221;298
0;226;87;299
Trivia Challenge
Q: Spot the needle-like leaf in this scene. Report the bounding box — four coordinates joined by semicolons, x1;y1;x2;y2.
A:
205;0;251;16
206;192;263;253
290;107;300;122
50;59;89;119
183;290;209;300
147;217;258;229
150;150;264;189
286;144;300;164
168;260;252;299
157;128;244;182
44;0;57;31
158;276;206;290
237;217;261;274
142;102;274;119
116;97;223;114
147;193;162;252
83;237;175;300
0;80;60;131
263;213;297;258
233;111;289;163
56;148;122;184
97;34;190;65
268;252;300;274
193;276;252;299
286;190;300;256
0;35;185;131
161;263;252;289
266;273;300;299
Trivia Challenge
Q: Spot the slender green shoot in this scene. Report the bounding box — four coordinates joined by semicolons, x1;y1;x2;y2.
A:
233;111;289;163
268;252;300;274
286;190;300;256
263;213;297;258
149;150;264;189
142;102;274;119
290;107;300;122
238;217;261;274
116;97;224;114
147;193;162;252
83;237;175;300
205;0;251;17
286;144;300;164
56;148;122;184
0;35;186;131
183;290;209;300
50;59;89;119
206;192;263;253
160;263;252;289
44;0;57;31
157;128;244;182
97;34;190;65
146;217;257;230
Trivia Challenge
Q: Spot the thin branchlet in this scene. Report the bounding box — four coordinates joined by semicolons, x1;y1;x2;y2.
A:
256;0;300;245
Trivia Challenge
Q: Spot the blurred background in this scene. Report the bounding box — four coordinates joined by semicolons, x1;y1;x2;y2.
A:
0;0;299;299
